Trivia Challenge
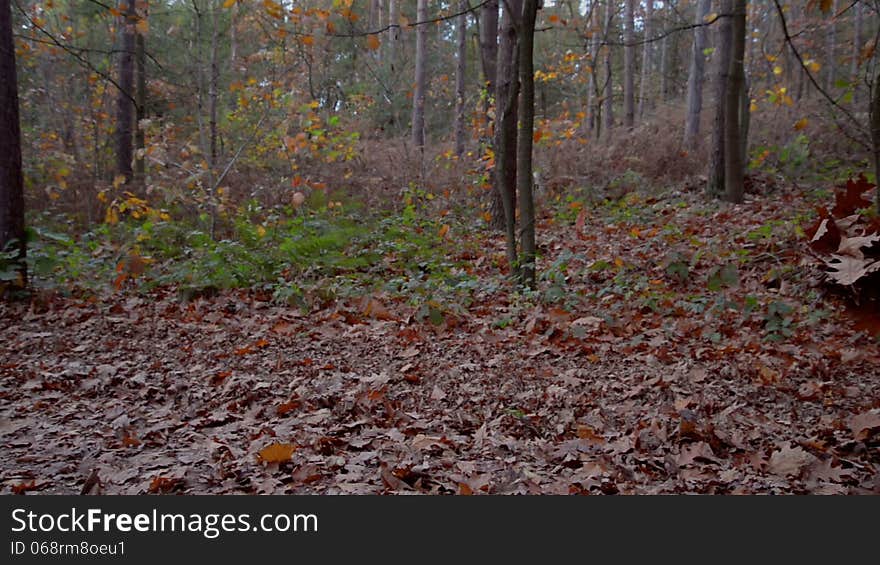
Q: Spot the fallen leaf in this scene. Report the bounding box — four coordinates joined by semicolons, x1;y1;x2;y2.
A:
849;410;880;441
257;442;296;463
768;445;817;477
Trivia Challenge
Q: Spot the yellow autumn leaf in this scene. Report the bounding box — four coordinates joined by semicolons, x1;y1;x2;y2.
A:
113;174;127;189
135;17;148;35
256;225;267;238
366;34;381;51
222;0;236;8
773;66;783;75
438;224;450;239
257;442;295;463
794;118;809;131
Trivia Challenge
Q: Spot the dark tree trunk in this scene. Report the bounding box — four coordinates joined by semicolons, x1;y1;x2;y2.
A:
516;0;539;288
708;0;732;199
723;0;746;204
134;4;147;190
454;0;467;157
478;0;498;101
491;0;520;240
872;68;880;213
0;0;25;287
115;0;136;183
602;0;614;138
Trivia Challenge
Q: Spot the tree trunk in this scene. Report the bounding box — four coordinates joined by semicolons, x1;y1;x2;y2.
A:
0;0;25;287
852;2;862;107
602;0;614;138
411;0;428;149
134;2;147;190
588;1;601;134
517;0;539;288
872;68;880;213
825;0;837;93
684;0;711;148
387;0;401;129
724;0;746;204
454;0;467;157
492;0;520;248
208;0;219;238
623;0;635;129
739;74;750;169
478;0;498;100
707;0;732;198
637;0;653;119
115;0;136;183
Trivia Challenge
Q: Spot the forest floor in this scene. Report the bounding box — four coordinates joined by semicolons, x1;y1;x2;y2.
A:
2;182;879;494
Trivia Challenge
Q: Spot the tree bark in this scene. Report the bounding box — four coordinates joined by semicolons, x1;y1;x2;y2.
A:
115;0;136;183
492;0;520;247
387;0;401;129
623;0;635;129
825;0;837;93
0;0;25;287
134;2;147;190
707;0;732;198
602;0;614;138
587;1;601;134
852;1;862;107
724;0;746;204
478;0;498;100
454;0;467;157
637;0;653;119
411;0;428;149
684;0;711;148
872;67;880;213
517;0;539;288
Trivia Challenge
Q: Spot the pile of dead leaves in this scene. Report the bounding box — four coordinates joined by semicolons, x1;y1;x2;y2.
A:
806;175;880;292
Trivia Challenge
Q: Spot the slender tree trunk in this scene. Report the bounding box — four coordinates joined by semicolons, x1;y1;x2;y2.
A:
708;0;732;198
387;0;401;129
602;0;614;138
637;0;654;119
684;0;711;148
852;2;862;107
517;0;539;288
660;32;669;99
229;3;236;74
454;0;467;157
208;0;219;238
493;0;520;247
623;0;635;130
588;1;601;133
478;0;498;112
872;68;880;213
825;0;837;93
739;74;750;165
724;0;746;204
411;0;427;148
115;0;136;183
0;0;25;287
134;2;147;190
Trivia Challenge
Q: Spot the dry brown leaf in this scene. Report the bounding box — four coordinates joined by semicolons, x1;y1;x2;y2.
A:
768;445;817;477
849;410;880;441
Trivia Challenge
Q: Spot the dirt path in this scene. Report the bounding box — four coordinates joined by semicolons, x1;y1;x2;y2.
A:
2;291;878;494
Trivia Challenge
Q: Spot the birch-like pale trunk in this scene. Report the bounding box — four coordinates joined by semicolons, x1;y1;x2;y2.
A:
684;0;711;148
